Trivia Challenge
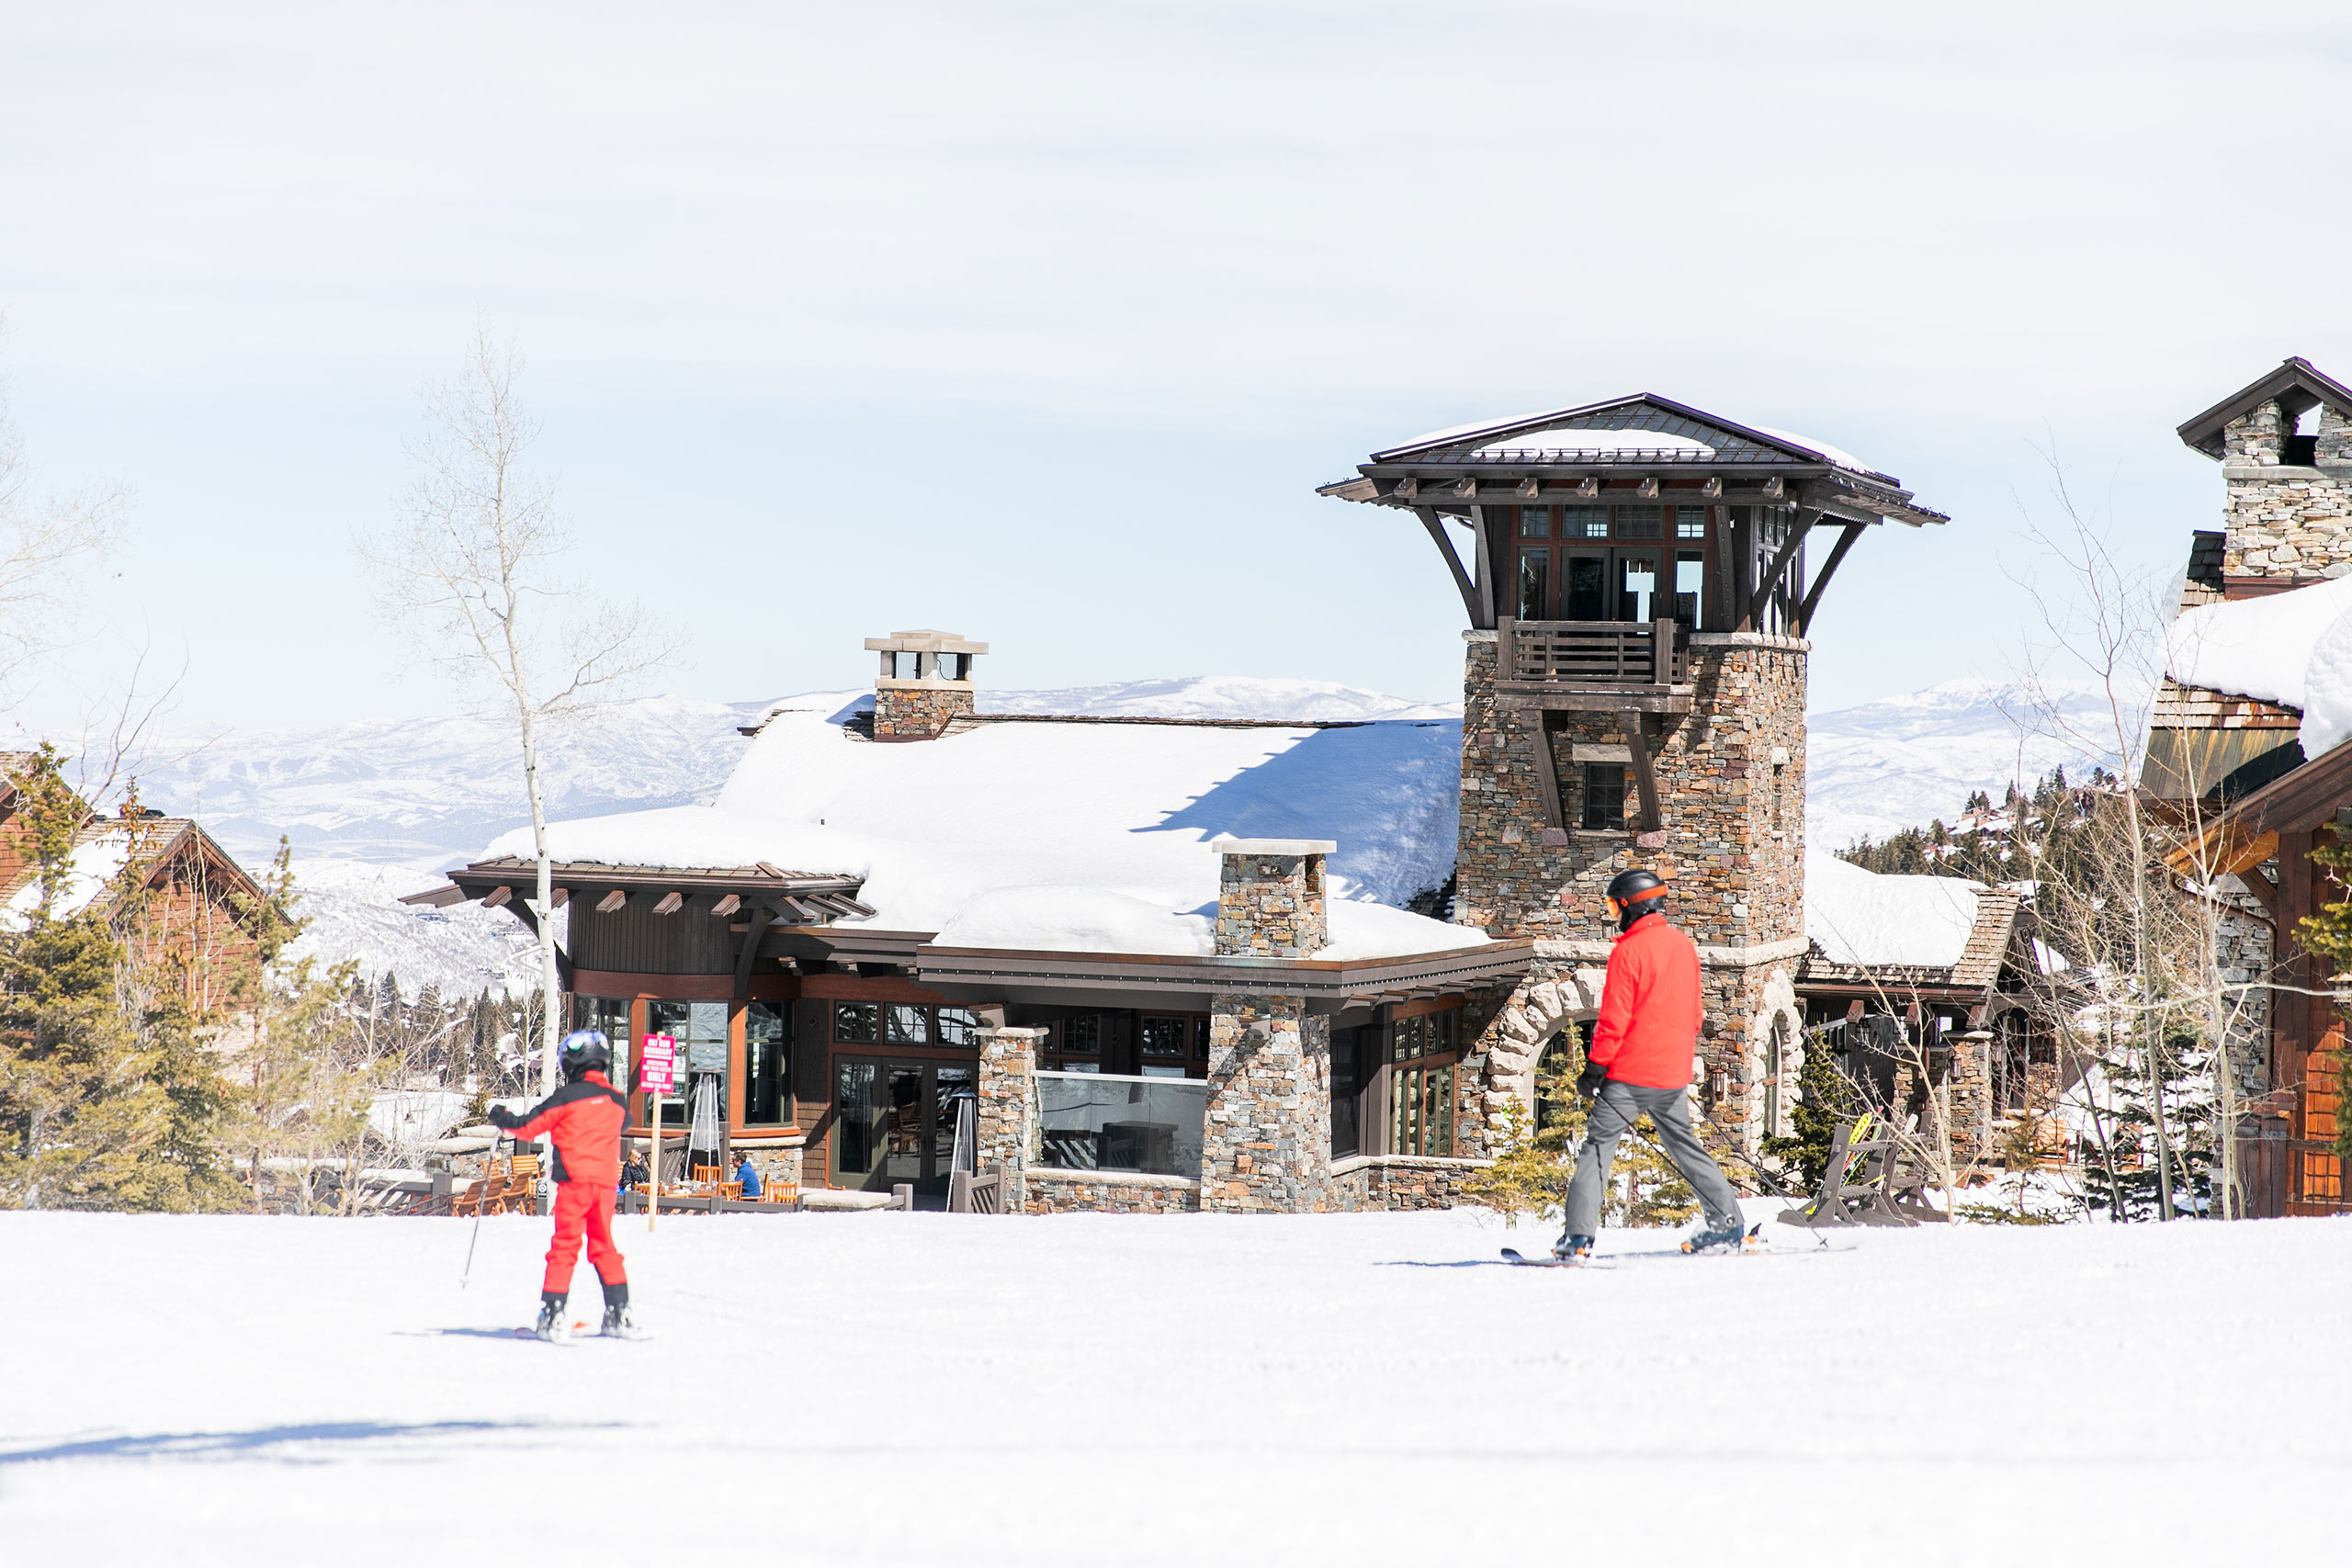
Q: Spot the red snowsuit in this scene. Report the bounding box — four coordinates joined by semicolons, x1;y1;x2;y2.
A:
1586;909;1705;1089
496;1070;629;1295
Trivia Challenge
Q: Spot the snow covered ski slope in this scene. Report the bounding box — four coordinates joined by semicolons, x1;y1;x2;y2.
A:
2;1205;2346;1566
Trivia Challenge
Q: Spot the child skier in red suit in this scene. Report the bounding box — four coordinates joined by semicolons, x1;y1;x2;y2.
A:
489;1030;639;1339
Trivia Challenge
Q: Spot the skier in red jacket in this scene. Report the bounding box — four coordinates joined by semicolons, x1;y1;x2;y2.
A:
1554;869;1745;1263
488;1030;639;1339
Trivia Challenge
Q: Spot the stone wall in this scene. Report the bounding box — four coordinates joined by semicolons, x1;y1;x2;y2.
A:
1202;996;1333;1212
873;681;977;741
1329;1154;1496;1211
975;1027;1042;1212
1452;626;1809;1153
1024;1169;1200;1214
2219;404;2352;579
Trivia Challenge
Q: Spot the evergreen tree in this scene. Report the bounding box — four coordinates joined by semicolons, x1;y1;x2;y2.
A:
1761;1027;1861;1190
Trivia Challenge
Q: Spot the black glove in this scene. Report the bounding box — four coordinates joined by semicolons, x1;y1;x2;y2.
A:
486;1105;520;1131
1576;1060;1608;1102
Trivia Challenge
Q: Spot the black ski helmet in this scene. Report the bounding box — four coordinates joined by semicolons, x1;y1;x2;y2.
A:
1605;868;1668;908
559;1029;612;1081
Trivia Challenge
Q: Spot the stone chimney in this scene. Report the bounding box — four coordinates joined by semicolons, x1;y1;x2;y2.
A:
864;629;988;741
1213;838;1334;957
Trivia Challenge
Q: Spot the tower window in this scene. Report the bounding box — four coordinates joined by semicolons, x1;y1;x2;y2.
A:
1581;763;1627;830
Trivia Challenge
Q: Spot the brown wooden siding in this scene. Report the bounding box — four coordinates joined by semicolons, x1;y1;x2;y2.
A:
567;893;744;976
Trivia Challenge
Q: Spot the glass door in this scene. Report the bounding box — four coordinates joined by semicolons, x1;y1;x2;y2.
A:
832;1057;978;1197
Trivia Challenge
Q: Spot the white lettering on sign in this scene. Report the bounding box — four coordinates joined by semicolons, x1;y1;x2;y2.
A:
639;1032;678;1092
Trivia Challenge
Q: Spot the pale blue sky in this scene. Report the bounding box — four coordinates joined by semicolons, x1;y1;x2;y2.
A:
4;2;2347;731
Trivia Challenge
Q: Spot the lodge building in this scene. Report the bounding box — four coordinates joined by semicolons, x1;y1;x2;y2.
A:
412;394;1945;1211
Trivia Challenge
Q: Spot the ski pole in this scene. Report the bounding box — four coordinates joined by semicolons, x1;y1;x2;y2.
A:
459;1134;500;1290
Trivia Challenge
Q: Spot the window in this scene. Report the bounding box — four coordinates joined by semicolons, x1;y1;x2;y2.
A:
883;1003;928;1044
1617;552;1661;621
1613;504;1663;540
1675;507;1708;539
1562;505;1609;538
648;998;727;1127
935;1007;980;1047
935;652;964;680
1517;547;1550;622
890;650;920;679
1517;505;1551;538
1582;763;1627;830
1330;1029;1363;1157
832;1001;879;1043
745;1000;789;1124
1674;550;1705;626
1388;1010;1460;1156
576;997;631;1097
1140;1015;1189;1078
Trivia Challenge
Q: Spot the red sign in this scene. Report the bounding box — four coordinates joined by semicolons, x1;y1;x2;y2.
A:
639;1033;678;1093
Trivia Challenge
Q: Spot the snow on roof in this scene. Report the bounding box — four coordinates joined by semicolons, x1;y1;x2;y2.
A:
1471;429;1716;458
1747;424;1879;478
487;703;1482;961
2164;573;2352;758
2;831;133;928
1804;852;1984;969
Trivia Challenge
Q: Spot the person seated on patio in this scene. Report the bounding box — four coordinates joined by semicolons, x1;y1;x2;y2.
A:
620;1150;650;1190
734;1154;762;1200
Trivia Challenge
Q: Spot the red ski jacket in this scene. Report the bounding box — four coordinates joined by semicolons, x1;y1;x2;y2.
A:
1586;910;1704;1089
492;1070;628;1187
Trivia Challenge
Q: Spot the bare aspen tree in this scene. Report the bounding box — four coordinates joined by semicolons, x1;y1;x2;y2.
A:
0;358;127;701
358;330;677;1105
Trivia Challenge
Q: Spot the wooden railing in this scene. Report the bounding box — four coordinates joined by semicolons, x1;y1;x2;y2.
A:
1500;618;1687;685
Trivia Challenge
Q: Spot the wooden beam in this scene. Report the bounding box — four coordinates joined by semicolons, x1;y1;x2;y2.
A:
1794;521;1867;635
733;902;770;999
1532;713;1565;832
595;889;627;913
1576;476;1600;497
2237;863;2280;921
1620;710;1663;833
1760;476;1785;500
1415;505;1482;628
1635;476;1660;498
783;894;822;921
1393;477;1419;502
755;860;788;879
652;891;684;915
1474;510;1498;627
1514;476;1540;498
1452;476;1477;499
711;893;741;918
1701;477;1722;499
481;886;513;909
551;887;570;908
1736;510;1818;634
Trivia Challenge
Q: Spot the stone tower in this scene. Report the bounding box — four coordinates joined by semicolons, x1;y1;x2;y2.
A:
1318;395;1946;1149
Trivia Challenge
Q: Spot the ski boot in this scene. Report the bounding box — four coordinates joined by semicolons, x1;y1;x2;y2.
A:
532;1292;570;1342
598;1280;647;1340
1680;1218;1749;1255
1551;1232;1595;1265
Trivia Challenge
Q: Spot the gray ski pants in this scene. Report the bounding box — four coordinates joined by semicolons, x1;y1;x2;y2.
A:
1563;1078;1741;1237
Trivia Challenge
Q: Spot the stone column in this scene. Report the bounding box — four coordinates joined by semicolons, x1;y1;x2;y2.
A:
1202;840;1337;1213
975;1026;1042;1213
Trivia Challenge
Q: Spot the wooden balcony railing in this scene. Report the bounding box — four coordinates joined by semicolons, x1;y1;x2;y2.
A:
1500;618;1688;686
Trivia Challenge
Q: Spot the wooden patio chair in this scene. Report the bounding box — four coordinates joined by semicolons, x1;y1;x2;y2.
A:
449;1179;489;1218
500;1154;543;1214
1775;1116;1919;1228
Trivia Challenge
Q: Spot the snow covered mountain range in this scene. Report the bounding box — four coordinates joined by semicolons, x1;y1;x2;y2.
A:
123;674;2117;996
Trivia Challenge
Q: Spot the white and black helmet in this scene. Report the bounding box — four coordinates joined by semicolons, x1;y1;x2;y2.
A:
559;1029;612;1081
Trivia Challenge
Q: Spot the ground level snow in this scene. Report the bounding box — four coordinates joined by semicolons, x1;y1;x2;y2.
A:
3;1206;2344;1565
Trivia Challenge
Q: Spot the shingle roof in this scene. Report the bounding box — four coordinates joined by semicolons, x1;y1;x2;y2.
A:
2177;356;2352;459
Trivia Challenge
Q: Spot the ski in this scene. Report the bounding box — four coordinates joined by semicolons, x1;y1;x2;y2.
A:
1501;1230;1855;1268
